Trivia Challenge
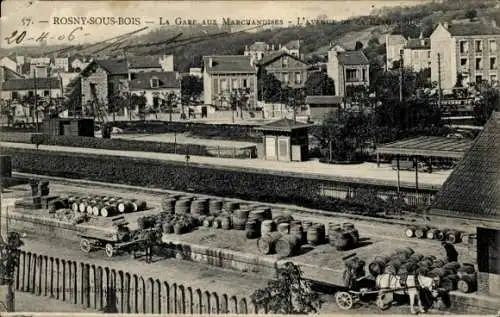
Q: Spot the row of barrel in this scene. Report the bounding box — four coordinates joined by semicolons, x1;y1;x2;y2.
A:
405;226;476;245
63;195;148;217
368;247;478;293
161;194;242;217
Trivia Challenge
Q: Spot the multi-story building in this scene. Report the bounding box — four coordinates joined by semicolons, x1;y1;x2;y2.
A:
430;22;500;90
402;35;431;72
52;56;69;72
1;77;62;101
202;55;258;109
326;44;370;97
129;71;181;109
257;51;310;88
280;40;301;59
386;34;408;70
244;42;273;61
127;54;174;75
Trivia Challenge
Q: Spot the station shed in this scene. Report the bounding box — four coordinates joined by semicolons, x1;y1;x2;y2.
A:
42;117;95;137
375;136;473;192
255;118;315;162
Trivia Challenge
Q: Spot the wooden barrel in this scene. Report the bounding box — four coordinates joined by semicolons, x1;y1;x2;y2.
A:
191;199;209;215
307;226;320;246
405;226;416;238
409;253;424;263
315;223;326;244
275;234;300;258
86;203;94;214
221;216;232;230
223;201;240;213
175;199;191;214
212;218;222;229
100;205;117;217
162;222;174;234
415;226;429;239
203;216;214;228
434;230;446;241
257;232;282;255
261;220;275;235
289;222;304;243
245;220;260;239
133;200;147;212
347;229;359;245
232;209;251;230
342;222;355;231
49;199;68;211
162;198;176;214
426;228;440;240
457;274;477;293
92;203;101;216
277;223;290;235
252;207;272;220
446;230;461;244
209;199;224;215
328;224;343;245
72;200;80;212
334;232;353;251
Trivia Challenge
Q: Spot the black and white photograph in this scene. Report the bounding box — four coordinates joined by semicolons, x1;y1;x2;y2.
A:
0;0;499;315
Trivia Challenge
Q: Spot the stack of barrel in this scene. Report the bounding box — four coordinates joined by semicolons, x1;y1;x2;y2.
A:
405;226;468;245
246;206;273;239
367;247;477;293
69;195;147;217
328;222;359;251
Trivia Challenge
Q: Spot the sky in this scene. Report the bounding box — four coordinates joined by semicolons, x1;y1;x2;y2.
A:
0;0;430;48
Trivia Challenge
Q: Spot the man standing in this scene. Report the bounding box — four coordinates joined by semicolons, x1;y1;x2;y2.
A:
442;242;458;262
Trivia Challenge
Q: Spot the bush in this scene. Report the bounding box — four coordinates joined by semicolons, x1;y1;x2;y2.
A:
1;147;432;216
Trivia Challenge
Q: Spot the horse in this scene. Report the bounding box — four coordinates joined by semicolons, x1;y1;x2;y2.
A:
375;273;440;314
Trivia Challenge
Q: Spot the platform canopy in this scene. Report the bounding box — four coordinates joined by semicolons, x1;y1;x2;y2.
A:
254;118;316;133
375;136;473;159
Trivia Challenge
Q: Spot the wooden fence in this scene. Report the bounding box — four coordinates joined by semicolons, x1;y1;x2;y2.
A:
15;251;258;314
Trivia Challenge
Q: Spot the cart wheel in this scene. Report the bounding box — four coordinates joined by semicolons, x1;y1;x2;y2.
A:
376;293;391;310
105;244;115;257
335;291;354;310
80;239;92;253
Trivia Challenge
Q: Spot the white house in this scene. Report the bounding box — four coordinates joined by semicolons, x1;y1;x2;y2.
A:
128;71;181;109
1;77;62;101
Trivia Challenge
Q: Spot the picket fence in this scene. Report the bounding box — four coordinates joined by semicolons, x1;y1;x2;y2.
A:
15;251;259;314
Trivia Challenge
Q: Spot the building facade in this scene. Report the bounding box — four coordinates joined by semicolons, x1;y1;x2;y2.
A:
430;22;500;90
1;77;62;100
79;59;129;105
129;71;181;109
386;34;407;70
202;55;258;109
257;51;310;88
326;44;370;97
402;36;431;72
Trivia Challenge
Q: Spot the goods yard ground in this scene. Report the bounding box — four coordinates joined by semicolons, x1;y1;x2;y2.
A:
0;142;450;187
1;179;473;314
114;133;257;148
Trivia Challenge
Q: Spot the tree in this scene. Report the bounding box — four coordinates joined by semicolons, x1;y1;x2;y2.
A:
250;262;322;314
137;94;148;120
0;100;15;127
304;72;335;96
355;41;364;51
473;86;500;125
0;232;24;312
257;69;283;103
181;75;203;104
465;9;477;21
107;93;127;121
160;91;179;121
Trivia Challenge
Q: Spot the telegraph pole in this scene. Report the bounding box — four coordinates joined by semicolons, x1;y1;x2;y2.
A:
399;51;404;102
437;53;442;107
34;67;39;132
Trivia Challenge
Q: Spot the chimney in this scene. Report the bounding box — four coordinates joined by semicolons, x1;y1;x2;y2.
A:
419;32;423;40
492;20;497;29
272;44;275;50
208;57;213;68
443;22;449;29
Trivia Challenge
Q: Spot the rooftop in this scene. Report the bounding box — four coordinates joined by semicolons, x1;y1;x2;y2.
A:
447;22;500;36
386;34;408;46
81;58;128;76
430;112;500;219
405;38;431;50
376;136;473;159
203;55;256;74
0;66;24;81
248;41;269;51
337;51;369;65
305;95;343;105
254;118;315;132
283;40;300;50
257;51;308;67
1;77;61;90
129;71;180;90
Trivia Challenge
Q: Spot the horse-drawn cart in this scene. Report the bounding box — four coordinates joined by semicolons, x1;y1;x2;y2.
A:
78;217;155;258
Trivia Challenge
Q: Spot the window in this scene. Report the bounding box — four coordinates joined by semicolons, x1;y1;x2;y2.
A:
490;57;497;70
44;90;50;96
283;73;289;83
475;40;483;53
427;51;431;58
153;96;159;109
28;91;34;97
242;79;248;88
491;74;498;83
490;39;497;53
459;41;468;54
346;69;358;81
362;69;367;82
295;72;301;84
220;79;228;91
460;58;468;66
476;58;483;70
476;75;483;83
232;79;239;90
282;57;288;67
150;78;159;88
11;91;18;100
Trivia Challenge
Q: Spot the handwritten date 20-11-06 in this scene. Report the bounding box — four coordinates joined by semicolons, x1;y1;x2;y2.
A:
4;27;86;45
